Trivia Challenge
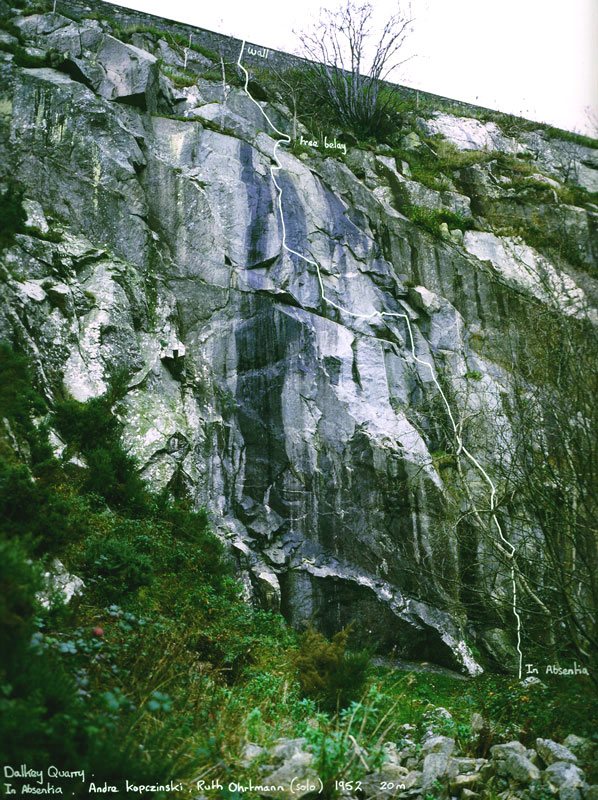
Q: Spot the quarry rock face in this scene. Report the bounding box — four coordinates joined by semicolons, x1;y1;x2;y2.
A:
1;3;597;674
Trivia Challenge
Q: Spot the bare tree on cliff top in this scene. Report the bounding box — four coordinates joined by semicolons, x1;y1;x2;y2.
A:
296;1;413;137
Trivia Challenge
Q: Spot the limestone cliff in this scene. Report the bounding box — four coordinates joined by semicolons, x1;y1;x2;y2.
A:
1;0;597;675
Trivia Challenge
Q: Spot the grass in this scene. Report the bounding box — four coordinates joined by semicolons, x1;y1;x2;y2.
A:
399;203;477;236
158;60;200;88
391;139;495;193
106;21;221;63
543;125;598;149
369;669;598;762
0;37;51;67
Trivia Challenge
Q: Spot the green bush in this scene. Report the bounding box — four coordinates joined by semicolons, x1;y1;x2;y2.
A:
293;625;371;711
0;537;42;674
400;204;476;236
53;394;149;515
0;345;47;435
0;183;27;251
0;459;83;552
84;535;153;598
0;37;51;68
0;538;88;768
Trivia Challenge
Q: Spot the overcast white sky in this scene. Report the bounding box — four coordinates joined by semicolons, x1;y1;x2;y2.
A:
105;0;597;135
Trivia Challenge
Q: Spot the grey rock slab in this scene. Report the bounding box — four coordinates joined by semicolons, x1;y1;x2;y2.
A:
23;198;49;233
43;21;103;57
188;103;257;140
419;113;524;154
544;761;585;800
14;12;73;38
536;739;578;766
11;68;149;265
563;735;597;765
463;231;592;320
260;752;318;799
38;558;84;608
497;752;540;784
0;30;18;46
388;173;473;220
422;752;452;794
6;16;596;680
421;736;456;758
450;773;482;791
346;148;378;182
490;742;528;760
519;130;598;192
479;627;520;673
89;35;159;103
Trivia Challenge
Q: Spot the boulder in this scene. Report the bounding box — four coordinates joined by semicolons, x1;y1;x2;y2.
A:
85;35;159;105
490;742;528;760
418;113;523;154
563;734;598;766
421;736;456;758
37;559;84;608
450;772;482;792
403;770;422;789
543;761;585;800
401;131;422;151
240;742;265;766
536;738;578;766
422;752;453;794
260;751;318;799
470;712;486;733
451;757;487;774
269;738;309;763
361;763;409;799
497;752;540;784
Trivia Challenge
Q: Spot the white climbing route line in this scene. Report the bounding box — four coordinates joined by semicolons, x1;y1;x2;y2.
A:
237;41;523;679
